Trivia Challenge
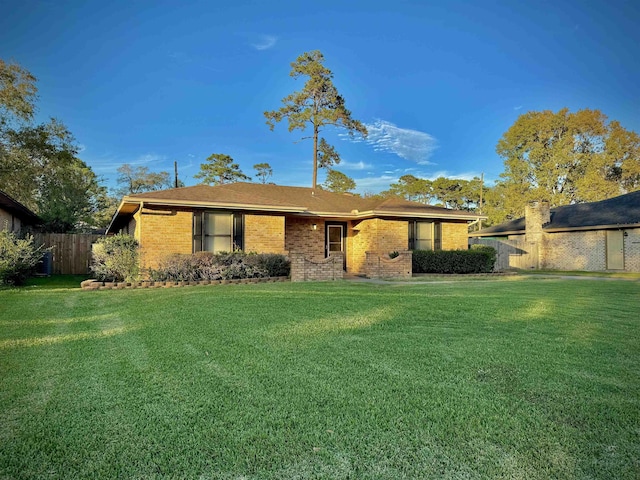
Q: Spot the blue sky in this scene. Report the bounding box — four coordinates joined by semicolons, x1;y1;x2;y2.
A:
2;0;639;194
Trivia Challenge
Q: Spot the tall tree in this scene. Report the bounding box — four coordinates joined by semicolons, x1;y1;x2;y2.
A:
0;59;38;123
0;59;110;232
323;169;356;193
38;158;110;232
195;153;250;185
116;164;173;196
496;108;640;219
253;162;273;184
389;175;434;203
264;50;367;189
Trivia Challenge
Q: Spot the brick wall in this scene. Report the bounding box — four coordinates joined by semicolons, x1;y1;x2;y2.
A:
349;218;407;274
542;228;640;272
474;227;640;272
138;208;193;269
245;214;286;253
624;228;640;271
285;217;326;261
542;230;606;271
441;222;469;250
365;251;412;279
290;252;344;281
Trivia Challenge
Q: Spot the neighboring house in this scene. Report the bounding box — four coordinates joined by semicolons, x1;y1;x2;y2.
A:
0;190;40;234
107;182;484;275
469;190;640;272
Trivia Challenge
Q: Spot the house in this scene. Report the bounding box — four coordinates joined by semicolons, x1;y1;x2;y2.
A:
469;191;640;272
0;190;40;234
107;182;484;278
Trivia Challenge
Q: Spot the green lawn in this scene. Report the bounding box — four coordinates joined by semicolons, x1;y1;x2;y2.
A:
1;278;639;479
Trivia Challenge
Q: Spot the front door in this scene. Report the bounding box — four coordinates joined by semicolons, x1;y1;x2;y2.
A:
325;223;346;269
606;230;624;270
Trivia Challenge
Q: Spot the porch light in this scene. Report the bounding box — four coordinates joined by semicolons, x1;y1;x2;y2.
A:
312;224;317;231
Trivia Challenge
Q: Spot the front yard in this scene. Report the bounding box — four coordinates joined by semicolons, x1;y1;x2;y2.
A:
1;278;639;478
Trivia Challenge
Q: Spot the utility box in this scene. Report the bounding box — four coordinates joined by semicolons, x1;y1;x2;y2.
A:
36;251;53;276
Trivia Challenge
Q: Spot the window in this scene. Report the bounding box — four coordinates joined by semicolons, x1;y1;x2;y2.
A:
193;212;243;253
409;221;442;250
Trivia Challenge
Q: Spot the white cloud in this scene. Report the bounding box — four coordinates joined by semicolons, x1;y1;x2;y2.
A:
352;174;398;193
130;153;165;165
514;105;523;111
251;35;277;51
337;160;373;170
346;119;437;165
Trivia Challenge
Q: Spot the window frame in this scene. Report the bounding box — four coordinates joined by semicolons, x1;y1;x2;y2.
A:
193;211;244;253
409;220;442;251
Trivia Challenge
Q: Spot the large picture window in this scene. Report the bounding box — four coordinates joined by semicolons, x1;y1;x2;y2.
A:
193;212;243;253
409;221;442;250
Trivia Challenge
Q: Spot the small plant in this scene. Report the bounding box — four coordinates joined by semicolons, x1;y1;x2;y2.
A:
389;251;400;259
0;229;49;285
90;234;139;282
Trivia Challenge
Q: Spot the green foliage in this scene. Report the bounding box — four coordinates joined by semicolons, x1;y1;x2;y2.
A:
1;60;110;232
264;50;367;188
90;234;139;282
253;162;273;184
385;174;483;211
412;247;496;274
148;252;290;281
115;164;173;196
0;59;38;123
323;168;356;193
254;253;291;277
195;153;251;185
0;229;48;285
389;251;400;259
493;108;640;224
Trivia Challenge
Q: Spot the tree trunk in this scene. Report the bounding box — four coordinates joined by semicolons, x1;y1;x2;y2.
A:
312;124;319;189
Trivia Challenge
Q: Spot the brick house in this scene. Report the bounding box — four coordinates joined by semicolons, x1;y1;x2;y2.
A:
469;190;640;272
107;183;483;276
0;190;40;234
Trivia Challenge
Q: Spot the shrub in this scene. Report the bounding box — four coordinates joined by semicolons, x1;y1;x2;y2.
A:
0;230;49;285
90;234;139;282
389;251;400;259
412;247;496;274
255;253;291;277
147;252;290;281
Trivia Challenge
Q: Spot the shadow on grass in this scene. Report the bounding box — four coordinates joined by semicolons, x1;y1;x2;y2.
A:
17;275;89;290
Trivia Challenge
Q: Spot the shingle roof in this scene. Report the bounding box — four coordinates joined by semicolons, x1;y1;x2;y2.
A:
108;182;482;233
0;190;40;225
124;182;481;218
472;190;640;236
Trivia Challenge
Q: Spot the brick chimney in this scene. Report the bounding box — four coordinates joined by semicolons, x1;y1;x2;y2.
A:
525;201;550;244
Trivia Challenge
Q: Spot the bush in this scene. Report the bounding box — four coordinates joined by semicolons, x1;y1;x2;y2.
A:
255;253;291;277
147;252;290;281
412;247;496;274
90;234;139;282
0;230;48;285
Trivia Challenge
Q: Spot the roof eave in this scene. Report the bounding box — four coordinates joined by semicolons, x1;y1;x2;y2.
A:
469;229;524;237
544;222;640;233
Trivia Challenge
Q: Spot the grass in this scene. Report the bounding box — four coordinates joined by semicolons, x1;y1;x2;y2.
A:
520;269;640;279
1;277;639;479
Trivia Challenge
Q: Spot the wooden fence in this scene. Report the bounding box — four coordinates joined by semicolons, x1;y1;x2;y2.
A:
34;233;102;275
469;237;539;271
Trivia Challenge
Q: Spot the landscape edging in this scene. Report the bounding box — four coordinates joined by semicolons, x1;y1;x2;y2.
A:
81;277;290;290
